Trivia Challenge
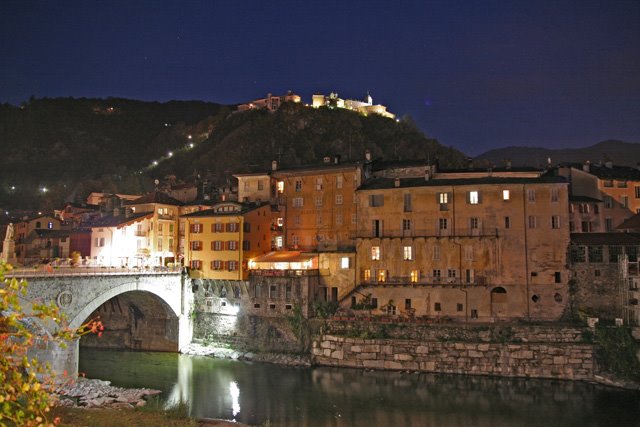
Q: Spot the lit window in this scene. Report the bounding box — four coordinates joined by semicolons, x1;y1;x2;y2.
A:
316;178;323;191
341;257;350;269
363;269;371;281
377;269;386;282
502;190;510;200
410;270;419;283
335;194;343;205
295;180;302;192
47;222;53;229
336;176;343;189
469;191;479;204
403;246;413;261
439;192;449;204
277;181;285;193
371;246;381;260
292;197;304;207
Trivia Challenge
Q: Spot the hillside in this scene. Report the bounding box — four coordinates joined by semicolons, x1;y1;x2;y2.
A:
0;98;465;210
474;140;640;168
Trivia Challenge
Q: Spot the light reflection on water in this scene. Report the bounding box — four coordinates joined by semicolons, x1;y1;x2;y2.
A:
79;349;640;427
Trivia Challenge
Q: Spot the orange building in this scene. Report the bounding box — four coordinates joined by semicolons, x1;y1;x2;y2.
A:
181;201;272;280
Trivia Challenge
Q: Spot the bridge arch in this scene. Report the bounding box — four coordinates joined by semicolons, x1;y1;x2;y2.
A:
69;280;180;330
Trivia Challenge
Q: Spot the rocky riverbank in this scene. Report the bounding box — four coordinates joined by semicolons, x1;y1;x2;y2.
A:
53;377;161;409
181;342;313;367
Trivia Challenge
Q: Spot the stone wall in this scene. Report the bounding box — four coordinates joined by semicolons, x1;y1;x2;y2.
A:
312;334;595;381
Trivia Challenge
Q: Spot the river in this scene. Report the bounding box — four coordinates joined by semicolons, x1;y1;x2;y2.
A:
79;349;640;427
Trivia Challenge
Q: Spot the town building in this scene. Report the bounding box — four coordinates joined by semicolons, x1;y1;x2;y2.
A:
88;211;155;267
558;162;640;231
14;214;63;265
181;201;273;280
352;168;571;322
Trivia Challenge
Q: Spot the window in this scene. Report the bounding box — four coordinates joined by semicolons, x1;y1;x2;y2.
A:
464;246;473;261
277;180;285;193
315;196;323;207
502;190;510;200
527;189;536;202
433;245;441;260
621;195;629;208
433;269;441;280
242;240;250;250
551;215;561;229
213;223;224;232
588;246;603;263
554;272;562;283
226;223;238;232
211;260;223;270
227;260;238;271
604;218;613;232
404;193;412;212
434;302;441;312
315;178;323;191
504;216;511;229
471;309;478;319
403;246;413;261
294;216;301;226
609;246;623;263
593;204;599;214
227;241;238;250
438;192;449;204
335;194;343;205
457;303;464;312
528;216;537;229
372;219;383;237
371;246;381;260
469;217;479;229
190;260;202;270
377;269;386;282
336;213;343;225
191;241;203;251
295;180;302;192
47;222;53;229
168;238;174;250
402;219;412;232
316;214;323;225
94;237;105;247
157;238;163;251
336;176;343;189
405;299;412;310
212;240;223;251
369;194;384;207
158;223;163;233
292;235;299;247
636;186;640;199
604;196;613;209
603;180;613;188
551;188;559;202
341;257;350;269
468;191;480;204
570;246;586;262
410;270;419;283
447;269;457;278
190;223;203;233
363;269;371;281
292;197;304;208
465;269;474;284
581;221;591;232
285;284;292;301
439;218;448;230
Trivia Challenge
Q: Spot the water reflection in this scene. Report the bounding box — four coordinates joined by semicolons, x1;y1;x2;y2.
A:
80;349;640;427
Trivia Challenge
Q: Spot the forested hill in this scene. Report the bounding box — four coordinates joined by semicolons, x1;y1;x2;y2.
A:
0;97;466;209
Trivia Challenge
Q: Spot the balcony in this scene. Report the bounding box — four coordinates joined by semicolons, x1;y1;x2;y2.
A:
354;227;500;239
250;269;319;277
360;276;490;287
134;230;147;237
158;214;176;220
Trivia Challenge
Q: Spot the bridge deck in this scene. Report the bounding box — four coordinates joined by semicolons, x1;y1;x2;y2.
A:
5;266;182;278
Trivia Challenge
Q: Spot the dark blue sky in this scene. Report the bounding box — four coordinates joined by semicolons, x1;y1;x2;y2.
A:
1;1;638;155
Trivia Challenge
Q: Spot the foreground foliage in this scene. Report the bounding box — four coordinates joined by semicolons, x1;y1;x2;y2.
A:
0;262;103;426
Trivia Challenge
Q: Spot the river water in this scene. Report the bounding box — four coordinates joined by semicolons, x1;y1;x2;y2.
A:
79;349;640;427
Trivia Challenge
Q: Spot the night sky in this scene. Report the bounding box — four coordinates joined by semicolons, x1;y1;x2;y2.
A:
1;1;638;156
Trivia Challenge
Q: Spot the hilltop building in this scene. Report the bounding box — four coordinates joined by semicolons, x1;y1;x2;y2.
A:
312;92;395;119
237;91;301;112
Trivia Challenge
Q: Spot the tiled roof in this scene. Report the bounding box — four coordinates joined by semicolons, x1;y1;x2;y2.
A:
87;212;153;228
617;214;640;231
127;191;184;206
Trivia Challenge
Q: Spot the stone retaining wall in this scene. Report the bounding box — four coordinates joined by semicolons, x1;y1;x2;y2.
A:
313;335;595;381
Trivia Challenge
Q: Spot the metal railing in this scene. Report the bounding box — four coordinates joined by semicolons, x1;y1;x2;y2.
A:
5;265;182;278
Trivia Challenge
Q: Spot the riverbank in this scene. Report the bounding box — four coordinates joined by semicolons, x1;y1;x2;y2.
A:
181;341;313;367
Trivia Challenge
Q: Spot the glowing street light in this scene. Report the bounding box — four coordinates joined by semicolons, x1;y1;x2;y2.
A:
187;135;192;140
189;143;194;148
153;160;159;166
41;187;48;193
168;151;173;157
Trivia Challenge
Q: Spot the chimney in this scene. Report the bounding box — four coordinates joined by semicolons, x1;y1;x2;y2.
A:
364;150;371;162
334;155;341;164
394;177;401;187
271;160;278;171
582;161;590;173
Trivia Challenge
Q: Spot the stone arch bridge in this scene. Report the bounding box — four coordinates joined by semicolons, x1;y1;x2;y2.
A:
7;268;194;376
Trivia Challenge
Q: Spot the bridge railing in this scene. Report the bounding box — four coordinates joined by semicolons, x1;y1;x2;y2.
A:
5;265;182;278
